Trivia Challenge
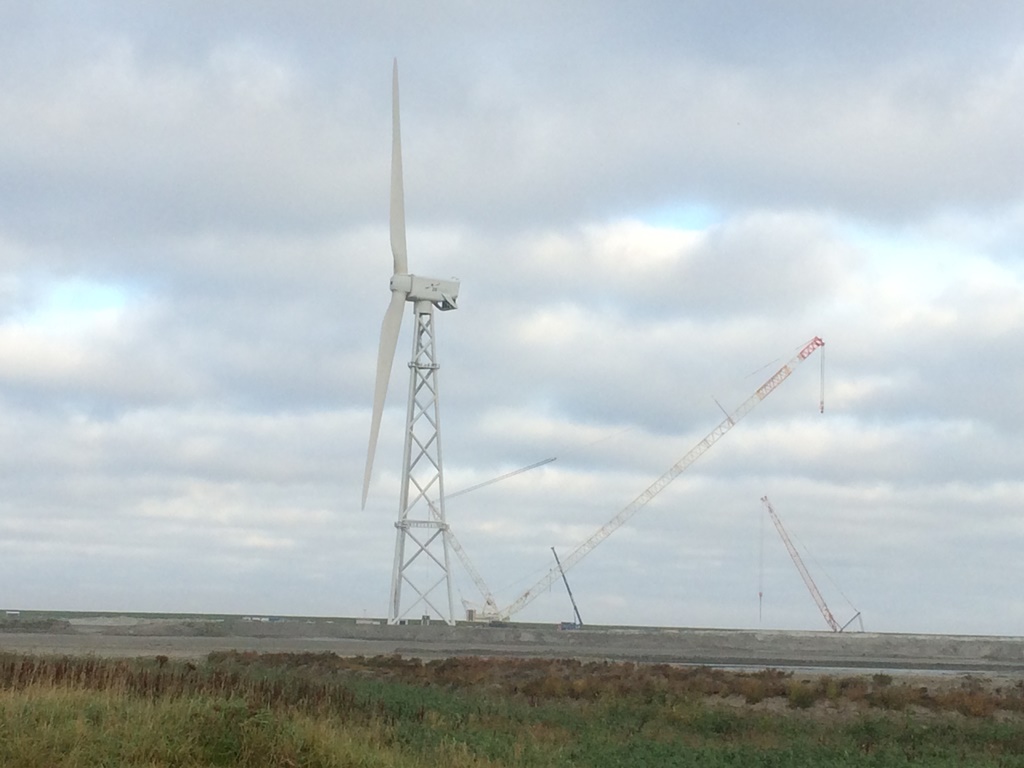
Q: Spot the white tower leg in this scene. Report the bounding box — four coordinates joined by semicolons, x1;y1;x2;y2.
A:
388;300;456;625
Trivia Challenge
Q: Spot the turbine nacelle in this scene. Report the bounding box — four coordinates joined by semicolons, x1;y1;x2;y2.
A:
391;274;460;311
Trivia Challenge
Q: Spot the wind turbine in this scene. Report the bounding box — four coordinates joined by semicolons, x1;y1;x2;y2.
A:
362;60;461;626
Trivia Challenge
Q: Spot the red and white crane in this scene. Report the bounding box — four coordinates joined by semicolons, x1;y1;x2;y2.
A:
495;336;826;621
760;495;862;632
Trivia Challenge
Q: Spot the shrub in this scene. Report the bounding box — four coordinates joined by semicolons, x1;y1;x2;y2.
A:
786;681;818;709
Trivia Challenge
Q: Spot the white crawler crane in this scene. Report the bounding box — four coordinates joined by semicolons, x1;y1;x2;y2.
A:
497;337;825;621
362;61;460;626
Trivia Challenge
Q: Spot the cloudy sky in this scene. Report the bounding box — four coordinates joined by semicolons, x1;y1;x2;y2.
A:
2;1;1023;636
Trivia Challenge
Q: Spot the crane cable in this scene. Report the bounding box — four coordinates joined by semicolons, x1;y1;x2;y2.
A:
758;503;765;625
820;346;825;414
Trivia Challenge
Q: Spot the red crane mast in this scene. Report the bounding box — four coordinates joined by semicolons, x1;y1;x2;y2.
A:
761;495;841;632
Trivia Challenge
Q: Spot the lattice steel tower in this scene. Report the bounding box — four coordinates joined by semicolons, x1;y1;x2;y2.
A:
389;303;456;624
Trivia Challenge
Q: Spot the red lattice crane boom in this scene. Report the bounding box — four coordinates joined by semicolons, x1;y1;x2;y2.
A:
761;495;841;632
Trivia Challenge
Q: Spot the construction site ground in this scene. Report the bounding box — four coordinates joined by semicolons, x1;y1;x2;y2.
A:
2;614;1024;678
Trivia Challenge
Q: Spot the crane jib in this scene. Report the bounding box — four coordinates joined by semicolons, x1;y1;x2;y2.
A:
799;337;825;359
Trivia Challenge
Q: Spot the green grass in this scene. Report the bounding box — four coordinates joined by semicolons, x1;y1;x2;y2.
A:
2;652;1024;766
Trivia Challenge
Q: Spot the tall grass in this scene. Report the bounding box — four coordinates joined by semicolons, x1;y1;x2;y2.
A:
2;651;1024;766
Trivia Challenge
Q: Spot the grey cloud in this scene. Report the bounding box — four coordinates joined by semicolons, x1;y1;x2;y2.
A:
6;2;1024;252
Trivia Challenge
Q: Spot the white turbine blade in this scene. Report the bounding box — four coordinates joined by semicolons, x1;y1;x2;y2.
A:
390;59;408;275
362;290;406;508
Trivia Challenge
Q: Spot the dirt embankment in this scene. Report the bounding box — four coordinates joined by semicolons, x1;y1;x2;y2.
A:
3;615;1024;675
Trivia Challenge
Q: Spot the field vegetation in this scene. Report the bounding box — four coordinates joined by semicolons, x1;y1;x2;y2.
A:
1;651;1024;766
